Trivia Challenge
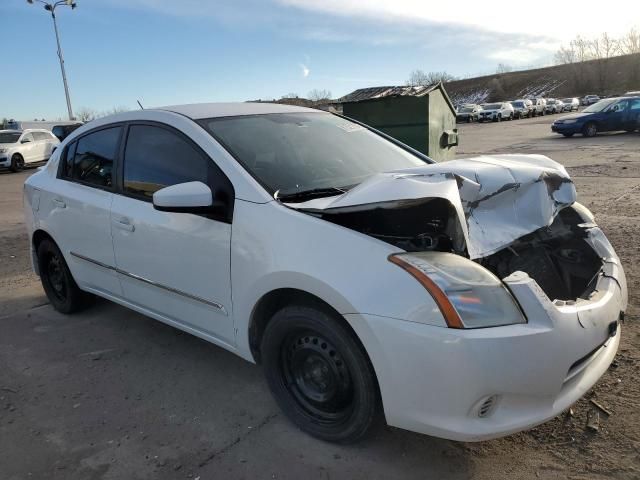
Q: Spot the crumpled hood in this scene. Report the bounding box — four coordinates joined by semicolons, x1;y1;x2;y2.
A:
284;154;576;259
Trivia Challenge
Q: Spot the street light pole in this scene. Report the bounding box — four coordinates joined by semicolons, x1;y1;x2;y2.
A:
28;0;77;121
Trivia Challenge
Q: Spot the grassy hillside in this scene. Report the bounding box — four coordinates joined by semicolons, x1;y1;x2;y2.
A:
445;53;640;105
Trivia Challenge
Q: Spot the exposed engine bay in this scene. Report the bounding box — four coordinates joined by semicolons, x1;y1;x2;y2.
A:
318;200;602;302
479;207;602;301
321;197;456;253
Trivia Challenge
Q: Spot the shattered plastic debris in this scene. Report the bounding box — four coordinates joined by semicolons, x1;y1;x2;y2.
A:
285;154;577;259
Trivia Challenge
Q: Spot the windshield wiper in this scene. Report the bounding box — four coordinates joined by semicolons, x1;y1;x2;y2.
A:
275;186;347;203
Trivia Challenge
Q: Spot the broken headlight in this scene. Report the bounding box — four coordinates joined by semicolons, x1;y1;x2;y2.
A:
389;252;526;329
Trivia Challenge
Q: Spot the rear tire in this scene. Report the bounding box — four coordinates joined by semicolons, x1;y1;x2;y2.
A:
37;239;92;314
261;304;380;443
9;154;24;173
582;122;598;137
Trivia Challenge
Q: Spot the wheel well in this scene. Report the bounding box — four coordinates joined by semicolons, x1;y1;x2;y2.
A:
12;152;23;159
249;288;357;364
32;229;55;251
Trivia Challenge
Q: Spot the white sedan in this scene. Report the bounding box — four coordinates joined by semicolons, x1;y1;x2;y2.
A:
0;129;59;171
23;103;627;443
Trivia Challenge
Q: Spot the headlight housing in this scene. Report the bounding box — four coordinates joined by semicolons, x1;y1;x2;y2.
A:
0;148;7;153
389;252;526;329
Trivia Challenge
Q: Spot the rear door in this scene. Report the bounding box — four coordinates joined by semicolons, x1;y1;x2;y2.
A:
31;132;48;162
110;123;236;345
623;98;640;131
44;125;123;296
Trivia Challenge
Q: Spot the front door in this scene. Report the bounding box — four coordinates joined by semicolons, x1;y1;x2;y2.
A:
19;132;36;161
605;100;628;131
110;123;235;345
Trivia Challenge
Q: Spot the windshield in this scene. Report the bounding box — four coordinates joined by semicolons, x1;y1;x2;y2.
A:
511;101;524;107
482;104;501;110
200;112;426;195
0;132;21;144
562;98;573;103
547;100;556;104
583;99;616;113
460;107;475;112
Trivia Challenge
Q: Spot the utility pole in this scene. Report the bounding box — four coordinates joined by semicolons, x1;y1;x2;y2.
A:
27;0;77;121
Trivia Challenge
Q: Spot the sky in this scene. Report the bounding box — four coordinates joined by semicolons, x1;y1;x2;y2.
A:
2;0;639;120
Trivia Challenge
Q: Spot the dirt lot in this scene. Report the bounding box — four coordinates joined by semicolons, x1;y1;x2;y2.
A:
1;115;639;479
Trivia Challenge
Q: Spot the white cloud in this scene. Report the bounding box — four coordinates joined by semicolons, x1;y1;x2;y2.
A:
299;63;310;77
277;0;640;41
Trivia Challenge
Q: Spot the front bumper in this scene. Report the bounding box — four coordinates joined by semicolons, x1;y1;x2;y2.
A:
346;227;626;441
0;155;9;167
478;114;497;122
552;122;582;134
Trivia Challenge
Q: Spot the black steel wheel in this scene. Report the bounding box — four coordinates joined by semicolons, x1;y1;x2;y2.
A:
37;238;92;314
9;154;24;172
261;304;380;443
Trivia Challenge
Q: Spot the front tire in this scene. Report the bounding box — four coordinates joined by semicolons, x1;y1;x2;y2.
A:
261;304;380;443
37;239;92;314
9;154;24;173
563;133;575;137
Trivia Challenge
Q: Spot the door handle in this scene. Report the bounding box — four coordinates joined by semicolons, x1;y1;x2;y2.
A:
114;217;135;232
52;198;66;208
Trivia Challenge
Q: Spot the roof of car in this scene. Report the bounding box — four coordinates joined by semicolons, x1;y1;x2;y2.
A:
157;102;321;120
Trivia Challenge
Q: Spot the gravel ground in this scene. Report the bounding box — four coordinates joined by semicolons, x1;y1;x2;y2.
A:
0;115;638;479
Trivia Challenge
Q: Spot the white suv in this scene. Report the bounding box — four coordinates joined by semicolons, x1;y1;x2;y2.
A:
23;103;626;444
0;129;60;172
478;102;514;121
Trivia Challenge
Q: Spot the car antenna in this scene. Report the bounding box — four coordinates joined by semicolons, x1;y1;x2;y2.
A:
137;100;144;110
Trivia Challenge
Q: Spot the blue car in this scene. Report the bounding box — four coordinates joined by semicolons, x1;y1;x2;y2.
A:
551;96;640;137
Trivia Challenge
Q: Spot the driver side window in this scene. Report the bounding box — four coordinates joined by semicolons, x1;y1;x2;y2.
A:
21;133;34;143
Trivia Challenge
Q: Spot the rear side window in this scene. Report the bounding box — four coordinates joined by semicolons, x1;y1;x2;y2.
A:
70;127;121;188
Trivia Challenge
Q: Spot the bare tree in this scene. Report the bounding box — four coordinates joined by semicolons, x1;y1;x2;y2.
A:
281;93;299;99
307;89;332;102
406;69;456;86
496;63;513;74
590;32;619;59
554;45;577;64
75;107;97;122
102;106;129;116
620;28;640;54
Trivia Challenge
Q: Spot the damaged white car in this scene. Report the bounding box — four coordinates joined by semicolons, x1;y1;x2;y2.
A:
24;103;627;443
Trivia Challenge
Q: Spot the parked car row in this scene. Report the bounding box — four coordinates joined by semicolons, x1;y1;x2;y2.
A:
456;96;581;123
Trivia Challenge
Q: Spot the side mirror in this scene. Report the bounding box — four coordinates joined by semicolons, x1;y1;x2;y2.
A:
21;138;31;144
153;181;214;213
